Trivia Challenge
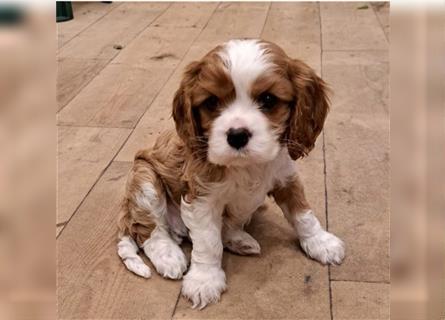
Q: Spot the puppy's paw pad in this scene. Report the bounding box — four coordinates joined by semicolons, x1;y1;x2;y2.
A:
182;265;226;309
224;231;261;255
300;231;345;265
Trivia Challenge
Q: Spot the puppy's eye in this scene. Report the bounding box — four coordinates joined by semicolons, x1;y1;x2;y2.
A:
258;93;277;111
201;95;219;111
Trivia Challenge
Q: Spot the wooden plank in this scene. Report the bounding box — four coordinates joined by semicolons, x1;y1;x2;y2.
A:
323;50;389;282
57;3;217;128
57;57;109;111
57;126;131;224
57;2;120;49
153;2;217;28
332;281;390;319
196;2;270;45
113;76;177;161
320;2;387;51
110;27;205;70
114;124;175;163
110;2;217;70
261;2;321;73
58;161;182;319
58;63;177;128
58;2;170;60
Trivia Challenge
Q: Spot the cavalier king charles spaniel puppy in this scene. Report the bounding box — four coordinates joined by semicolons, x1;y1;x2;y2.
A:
117;39;345;309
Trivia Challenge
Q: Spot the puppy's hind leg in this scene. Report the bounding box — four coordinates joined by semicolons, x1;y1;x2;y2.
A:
222;208;261;255
223;228;261;255
135;181;187;279
143;226;188;279
117;159;186;279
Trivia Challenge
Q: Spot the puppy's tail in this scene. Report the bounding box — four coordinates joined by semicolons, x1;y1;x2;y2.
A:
117;199;151;278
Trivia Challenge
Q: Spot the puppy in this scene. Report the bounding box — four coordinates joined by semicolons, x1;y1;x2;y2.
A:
117;39;345;309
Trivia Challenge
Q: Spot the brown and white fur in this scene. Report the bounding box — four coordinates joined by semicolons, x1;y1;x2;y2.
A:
117;39;345;309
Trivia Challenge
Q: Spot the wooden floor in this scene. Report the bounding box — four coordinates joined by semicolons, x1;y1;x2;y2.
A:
57;2;390;319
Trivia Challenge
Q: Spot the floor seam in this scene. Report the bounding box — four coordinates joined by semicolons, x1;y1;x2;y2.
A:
323;49;387;52
57;3;173;114
259;1;272;37
170;290;182;320
331;279;390;284
57;57;113;113
319;2;334;320
56;130;132;241
370;2;389;43
57;124;133;130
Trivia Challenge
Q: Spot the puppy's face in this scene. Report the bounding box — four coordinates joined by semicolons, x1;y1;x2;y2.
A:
173;39;330;167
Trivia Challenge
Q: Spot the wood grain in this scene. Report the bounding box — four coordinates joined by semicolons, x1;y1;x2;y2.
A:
262;2;321;73
58;2;170;60
57;57;109;111
332;281;390;319
57;2;121;49
57;2;170;113
57;126;131;224
320;2;388;51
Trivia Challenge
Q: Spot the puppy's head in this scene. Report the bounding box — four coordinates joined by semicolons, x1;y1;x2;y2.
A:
172;39;329;166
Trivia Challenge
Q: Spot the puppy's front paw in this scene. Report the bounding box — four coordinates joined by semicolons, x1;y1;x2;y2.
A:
300;230;345;265
181;264;226;309
144;238;188;280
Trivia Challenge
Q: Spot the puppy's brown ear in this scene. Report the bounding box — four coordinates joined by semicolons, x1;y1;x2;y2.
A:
172;61;202;151
286;59;330;160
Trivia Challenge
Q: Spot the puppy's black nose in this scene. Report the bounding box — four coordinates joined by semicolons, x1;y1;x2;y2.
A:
226;127;251;149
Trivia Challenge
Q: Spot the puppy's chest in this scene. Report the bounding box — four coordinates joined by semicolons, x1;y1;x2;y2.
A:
217;163;286;214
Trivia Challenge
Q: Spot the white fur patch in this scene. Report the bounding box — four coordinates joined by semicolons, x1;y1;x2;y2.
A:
143;227;188;279
208;100;281;166
117;236;151;278
136;182;167;220
296;211;345;265
218;39;273;96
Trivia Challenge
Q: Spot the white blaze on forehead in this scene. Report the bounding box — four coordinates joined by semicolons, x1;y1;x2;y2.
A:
207;39;281;166
218;39;273;97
